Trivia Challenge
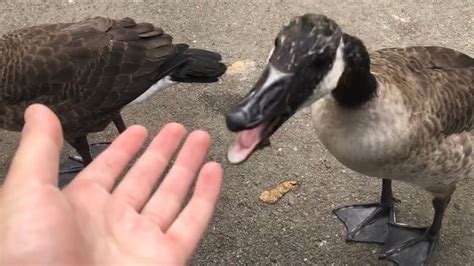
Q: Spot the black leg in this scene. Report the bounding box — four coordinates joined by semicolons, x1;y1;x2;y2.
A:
333;179;396;244
68;137;111;165
68;136;93;165
58;136;109;188
58;136;92;188
428;197;450;237
381;195;451;265
58;115;126;188
380;179;394;204
113;114;127;133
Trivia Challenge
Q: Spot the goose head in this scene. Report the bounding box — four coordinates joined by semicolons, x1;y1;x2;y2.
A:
226;13;346;164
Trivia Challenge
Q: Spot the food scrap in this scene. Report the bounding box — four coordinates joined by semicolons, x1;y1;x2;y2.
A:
226;60;257;75
259;180;299;204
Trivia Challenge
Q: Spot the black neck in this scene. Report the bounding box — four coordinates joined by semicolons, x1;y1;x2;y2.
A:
331;33;377;107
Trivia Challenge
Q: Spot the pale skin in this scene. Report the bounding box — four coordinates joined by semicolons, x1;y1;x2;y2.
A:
0;104;223;265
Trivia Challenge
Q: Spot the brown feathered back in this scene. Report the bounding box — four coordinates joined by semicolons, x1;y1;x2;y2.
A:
0;16;177;140
370;46;473;136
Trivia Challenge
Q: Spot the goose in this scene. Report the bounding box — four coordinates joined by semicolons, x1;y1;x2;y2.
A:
225;13;473;265
0;16;226;176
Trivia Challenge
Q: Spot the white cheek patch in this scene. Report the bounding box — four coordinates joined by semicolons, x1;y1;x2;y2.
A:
128;76;176;105
314;40;345;97
297;40;346;111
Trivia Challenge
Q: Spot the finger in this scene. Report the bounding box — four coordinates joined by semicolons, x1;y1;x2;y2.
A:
5;104;63;188
165;162;222;258
113;123;186;211
70;125;147;191
142;130;211;230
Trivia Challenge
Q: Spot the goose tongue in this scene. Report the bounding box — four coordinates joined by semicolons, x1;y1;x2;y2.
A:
227;124;265;164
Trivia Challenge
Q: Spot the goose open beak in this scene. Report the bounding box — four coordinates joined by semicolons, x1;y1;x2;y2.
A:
225;65;293;164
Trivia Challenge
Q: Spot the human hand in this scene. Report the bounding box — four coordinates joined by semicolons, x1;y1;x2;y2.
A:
0;104;223;265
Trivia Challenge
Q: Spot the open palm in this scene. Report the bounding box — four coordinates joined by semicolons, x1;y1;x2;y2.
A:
0;104;223;265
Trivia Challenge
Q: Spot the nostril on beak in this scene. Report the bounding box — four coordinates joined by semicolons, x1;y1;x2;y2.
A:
225;110;248;132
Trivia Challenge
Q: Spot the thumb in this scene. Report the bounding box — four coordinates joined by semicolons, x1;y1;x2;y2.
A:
5;104;64;188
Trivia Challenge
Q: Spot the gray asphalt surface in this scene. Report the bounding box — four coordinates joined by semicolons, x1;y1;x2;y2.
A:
0;0;473;264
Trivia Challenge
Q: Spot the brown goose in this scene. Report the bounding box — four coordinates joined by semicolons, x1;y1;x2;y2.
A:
0;16;226;176
225;14;473;265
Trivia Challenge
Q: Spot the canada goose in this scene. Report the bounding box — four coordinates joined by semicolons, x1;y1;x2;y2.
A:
0;16;226;176
225;13;473;265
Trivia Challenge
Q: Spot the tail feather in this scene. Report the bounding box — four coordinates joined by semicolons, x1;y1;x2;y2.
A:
170;44;227;83
182;48;223;61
